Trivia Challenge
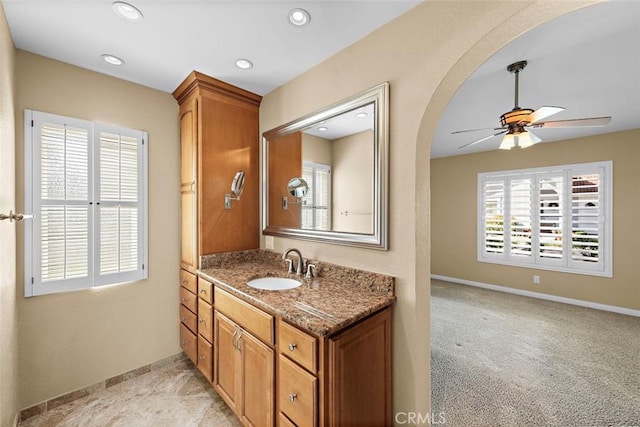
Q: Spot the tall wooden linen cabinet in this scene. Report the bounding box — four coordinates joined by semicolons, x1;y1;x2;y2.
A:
173;71;262;381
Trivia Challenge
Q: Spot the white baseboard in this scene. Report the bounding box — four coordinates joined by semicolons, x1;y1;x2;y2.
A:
431;274;640;318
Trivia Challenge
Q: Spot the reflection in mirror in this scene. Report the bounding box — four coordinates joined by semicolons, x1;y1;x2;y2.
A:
287;177;309;198
263;82;388;249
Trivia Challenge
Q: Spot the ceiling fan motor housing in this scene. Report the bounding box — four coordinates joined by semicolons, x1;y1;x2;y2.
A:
500;108;534;127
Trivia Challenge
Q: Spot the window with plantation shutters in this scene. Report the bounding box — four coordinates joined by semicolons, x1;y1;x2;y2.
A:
478;161;612;277
24;110;148;296
301;162;331;231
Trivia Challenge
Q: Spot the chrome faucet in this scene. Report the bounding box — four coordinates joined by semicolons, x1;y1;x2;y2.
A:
282;248;305;275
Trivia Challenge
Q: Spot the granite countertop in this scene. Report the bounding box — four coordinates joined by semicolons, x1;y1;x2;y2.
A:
197;250;395;337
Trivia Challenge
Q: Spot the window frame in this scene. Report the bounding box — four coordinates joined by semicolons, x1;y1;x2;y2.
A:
24;110;148;297
477;161;613;277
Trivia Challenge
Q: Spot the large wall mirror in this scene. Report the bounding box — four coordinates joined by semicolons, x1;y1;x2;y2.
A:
262;82;389;249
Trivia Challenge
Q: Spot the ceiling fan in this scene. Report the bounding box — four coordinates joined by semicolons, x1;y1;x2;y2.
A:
455;60;611;150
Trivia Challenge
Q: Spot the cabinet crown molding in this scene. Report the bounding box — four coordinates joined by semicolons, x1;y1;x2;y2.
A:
173;70;262;106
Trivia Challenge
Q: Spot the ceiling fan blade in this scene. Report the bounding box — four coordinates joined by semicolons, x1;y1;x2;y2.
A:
451;127;504;135
530;116;611;128
523;106;565;124
458;130;507;150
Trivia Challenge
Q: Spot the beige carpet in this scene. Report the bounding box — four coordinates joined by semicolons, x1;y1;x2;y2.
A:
431;279;640;427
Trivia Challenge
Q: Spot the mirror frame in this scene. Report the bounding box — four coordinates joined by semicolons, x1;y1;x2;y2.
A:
262;82;389;250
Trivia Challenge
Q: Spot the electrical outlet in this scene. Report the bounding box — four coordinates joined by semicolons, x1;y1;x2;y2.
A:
533;275;540;284
265;236;274;250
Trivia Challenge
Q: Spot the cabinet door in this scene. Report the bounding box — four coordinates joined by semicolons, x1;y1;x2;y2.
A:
240;331;274;427
328;307;392;426
214;312;240;414
180;99;198;270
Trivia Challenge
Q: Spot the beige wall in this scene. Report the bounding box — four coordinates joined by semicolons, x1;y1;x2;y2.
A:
431;130;640;311
302;133;332;165
260;0;598;420
15;51;181;408
0;3;18;425
332;130;374;234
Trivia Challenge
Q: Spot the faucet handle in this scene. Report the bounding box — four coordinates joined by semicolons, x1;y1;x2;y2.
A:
305;264;317;279
284;258;295;274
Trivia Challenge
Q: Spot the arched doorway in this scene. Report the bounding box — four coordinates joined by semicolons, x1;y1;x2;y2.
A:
414;0;609;415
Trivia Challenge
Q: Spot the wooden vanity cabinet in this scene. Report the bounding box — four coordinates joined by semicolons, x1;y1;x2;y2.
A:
214;287;276;426
277;307;393;427
174;71;262;272
174;71;261;379
201;282;392;427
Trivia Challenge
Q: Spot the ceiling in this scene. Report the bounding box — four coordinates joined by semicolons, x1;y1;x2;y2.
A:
3;1;638;155
304;103;374;140
1;0;420;96
432;1;640;159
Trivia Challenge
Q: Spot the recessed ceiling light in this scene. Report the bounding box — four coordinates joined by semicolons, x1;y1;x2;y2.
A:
356;112;368;118
288;8;310;26
235;58;253;70
101;54;125;66
318;126;328;131
112;1;143;21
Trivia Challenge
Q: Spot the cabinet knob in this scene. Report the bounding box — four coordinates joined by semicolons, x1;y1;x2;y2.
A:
198;355;205;360
181;341;188;346
289;393;297;402
181;317;187;322
181;297;187;302
199;289;206;294
288;343;297;352
199;319;205;323
181;279;188;285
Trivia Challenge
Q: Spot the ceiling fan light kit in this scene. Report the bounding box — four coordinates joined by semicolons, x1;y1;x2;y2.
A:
455;59;612;151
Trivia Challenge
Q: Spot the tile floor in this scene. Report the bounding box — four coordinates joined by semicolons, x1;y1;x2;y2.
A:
18;358;242;427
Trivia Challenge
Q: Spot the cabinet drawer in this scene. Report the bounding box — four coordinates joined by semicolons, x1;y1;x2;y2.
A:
197;335;213;382
180;287;197;314
180;304;197;334
279;355;317;427
180;323;197;365
215;287;274;345
278;321;317;373
198;298;213;343
198;277;213;304
180;269;197;294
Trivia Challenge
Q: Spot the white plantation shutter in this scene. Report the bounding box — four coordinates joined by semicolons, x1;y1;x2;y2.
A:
301;162;331;231
509;177;533;261
569;168;606;273
478;161;611;277
95;126;145;285
25;111;147;297
480;179;505;256
537;174;564;265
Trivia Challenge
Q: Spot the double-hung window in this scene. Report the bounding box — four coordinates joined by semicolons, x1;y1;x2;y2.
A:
301;162;332;231
478;161;612;277
24;110;148;296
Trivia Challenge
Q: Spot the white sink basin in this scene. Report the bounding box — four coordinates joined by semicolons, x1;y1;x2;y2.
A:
247;277;302;291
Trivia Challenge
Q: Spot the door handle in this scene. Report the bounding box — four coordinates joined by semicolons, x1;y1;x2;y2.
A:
0;211;34;222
